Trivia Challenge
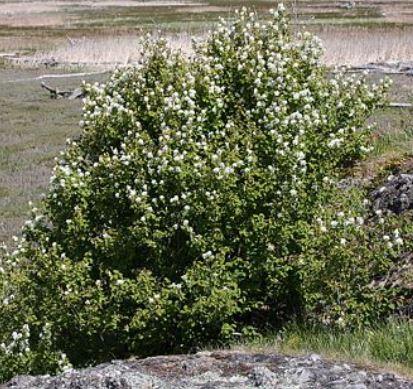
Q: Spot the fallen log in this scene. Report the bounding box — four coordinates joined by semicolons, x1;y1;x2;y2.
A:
388;102;413;109
377;102;413;109
331;62;413;76
41;82;84;99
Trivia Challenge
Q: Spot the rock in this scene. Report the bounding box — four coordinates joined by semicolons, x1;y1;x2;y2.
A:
3;351;413;389
309;353;322;363
346;384;368;389
291;367;316;384
348;371;367;382
337;177;367;190
249;366;279;387
371;174;413;214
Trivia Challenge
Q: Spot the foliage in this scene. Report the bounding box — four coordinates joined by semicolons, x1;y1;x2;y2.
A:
298;187;413;328
0;4;399;380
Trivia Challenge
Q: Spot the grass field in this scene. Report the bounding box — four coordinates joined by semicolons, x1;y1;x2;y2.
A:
0;67;108;242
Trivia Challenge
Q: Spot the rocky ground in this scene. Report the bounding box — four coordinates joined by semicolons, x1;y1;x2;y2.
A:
3;351;413;388
371;173;413;215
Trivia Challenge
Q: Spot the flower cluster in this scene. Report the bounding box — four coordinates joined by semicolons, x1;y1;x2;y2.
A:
0;325;30;356
0;321;71;382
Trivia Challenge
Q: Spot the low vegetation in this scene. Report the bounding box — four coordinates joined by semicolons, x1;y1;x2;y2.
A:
0;69;107;244
1;5;412;382
235;320;413;377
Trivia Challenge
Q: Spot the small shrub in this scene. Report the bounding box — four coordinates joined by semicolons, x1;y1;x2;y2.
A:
298;187;413;328
0;4;395;379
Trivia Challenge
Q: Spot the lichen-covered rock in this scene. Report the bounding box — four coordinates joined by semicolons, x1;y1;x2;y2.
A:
371;174;413;214
3;352;413;389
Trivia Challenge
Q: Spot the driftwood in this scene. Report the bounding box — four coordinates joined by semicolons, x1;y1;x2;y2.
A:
5;55;125;68
387;102;413;109
340;62;413;76
375;102;412;109
41;82;84;100
376;102;413;109
339;1;355;10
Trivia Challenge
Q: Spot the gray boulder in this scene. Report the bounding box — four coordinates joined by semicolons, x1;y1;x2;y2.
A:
371;174;413;214
3;352;413;389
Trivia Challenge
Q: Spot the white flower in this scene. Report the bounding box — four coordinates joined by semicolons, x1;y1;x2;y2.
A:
202;251;213;259
395;237;403;246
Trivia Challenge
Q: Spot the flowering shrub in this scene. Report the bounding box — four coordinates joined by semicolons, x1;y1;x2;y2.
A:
0;4;397;379
0;251;72;381
299;187;413;329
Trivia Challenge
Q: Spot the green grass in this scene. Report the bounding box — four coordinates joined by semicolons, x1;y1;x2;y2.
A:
0;68;108;243
233;320;413;378
371;98;413;158
373;124;413;157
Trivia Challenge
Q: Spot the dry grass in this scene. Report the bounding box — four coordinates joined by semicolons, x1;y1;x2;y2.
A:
319;26;413;66
25;33;195;68
0;36;64;55
17;26;413;69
